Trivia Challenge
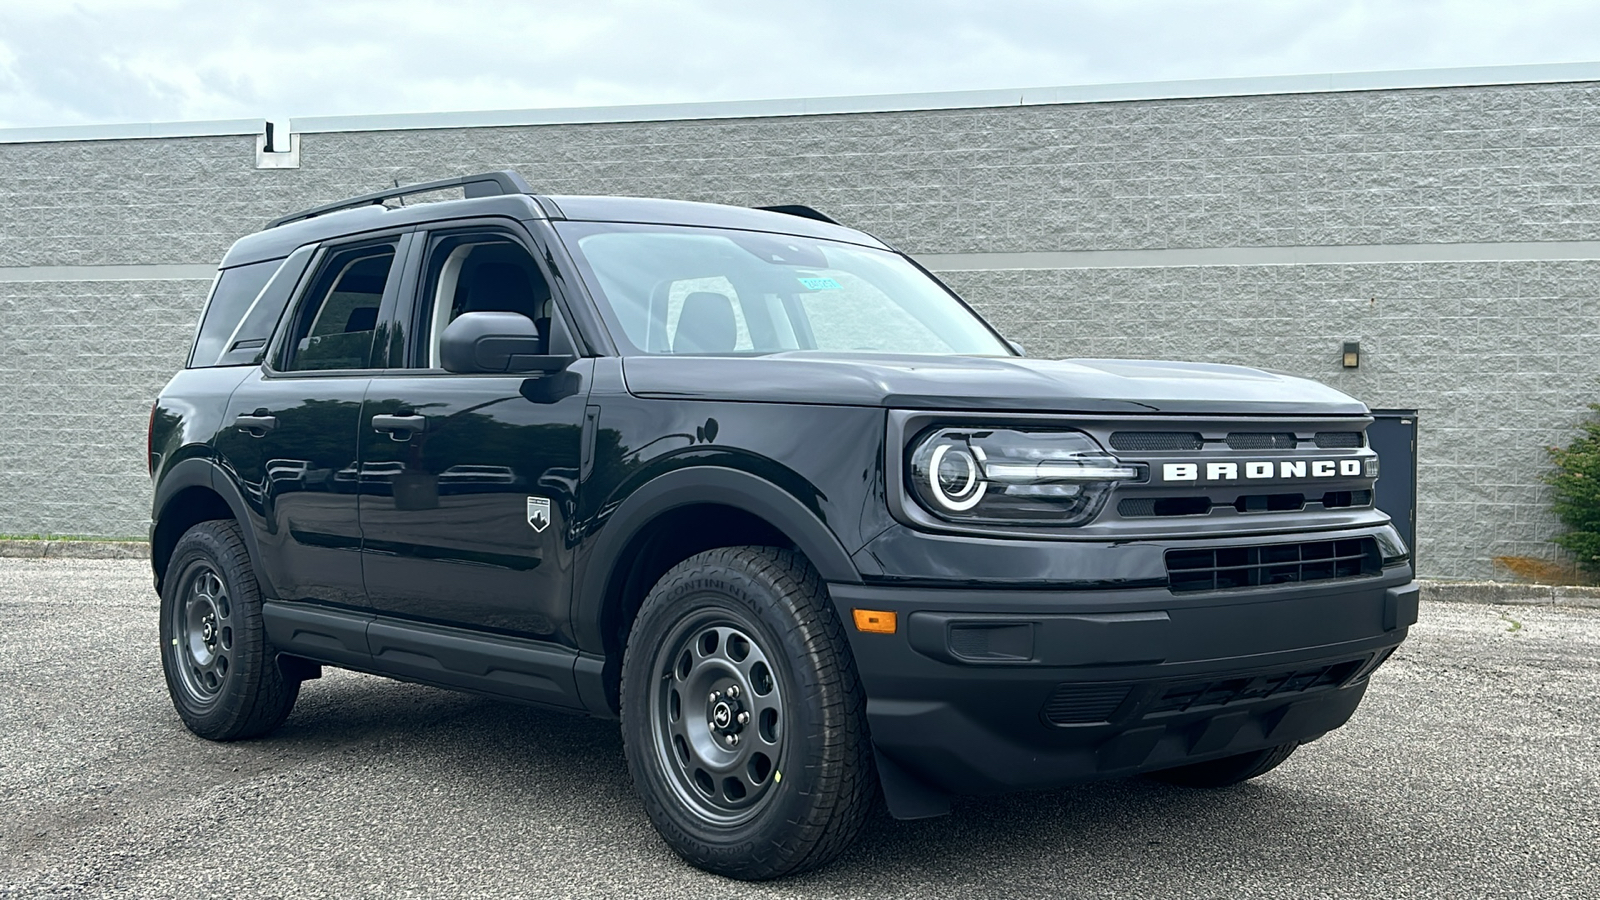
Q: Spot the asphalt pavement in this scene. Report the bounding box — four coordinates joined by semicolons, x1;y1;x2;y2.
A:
1;558;1596;899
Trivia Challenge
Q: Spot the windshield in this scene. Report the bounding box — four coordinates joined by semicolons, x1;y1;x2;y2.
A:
554;222;1012;356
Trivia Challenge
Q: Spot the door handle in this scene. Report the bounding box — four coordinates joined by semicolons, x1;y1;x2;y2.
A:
372;413;428;436
234;412;277;436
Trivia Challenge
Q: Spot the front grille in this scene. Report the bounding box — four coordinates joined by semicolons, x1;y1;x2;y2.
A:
1119;497;1212;517
1146;659;1365;714
1109;431;1203;451
1321;489;1373;509
1121;491;1368;518
1235;493;1306;513
1043;684;1133;725
1226;432;1296;450
1165;538;1380;593
1314;431;1363;448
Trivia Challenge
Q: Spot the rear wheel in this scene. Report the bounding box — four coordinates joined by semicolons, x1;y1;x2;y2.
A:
159;520;299;740
1147;741;1299;788
621;546;874;880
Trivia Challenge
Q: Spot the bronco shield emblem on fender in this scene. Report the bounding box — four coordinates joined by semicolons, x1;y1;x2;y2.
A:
526;496;551;533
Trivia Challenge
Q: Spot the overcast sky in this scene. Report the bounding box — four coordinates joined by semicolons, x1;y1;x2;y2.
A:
2;0;1599;129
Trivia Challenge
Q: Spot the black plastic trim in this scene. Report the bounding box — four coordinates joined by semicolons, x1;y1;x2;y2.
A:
573;465;861;653
150;456;274;597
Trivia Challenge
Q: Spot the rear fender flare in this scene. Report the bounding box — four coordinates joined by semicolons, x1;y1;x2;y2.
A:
152;457;274;598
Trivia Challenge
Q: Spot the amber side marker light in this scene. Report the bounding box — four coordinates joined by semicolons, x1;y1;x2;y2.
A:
853;609;898;634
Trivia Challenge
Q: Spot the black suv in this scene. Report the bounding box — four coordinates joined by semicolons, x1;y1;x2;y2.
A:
150;171;1417;879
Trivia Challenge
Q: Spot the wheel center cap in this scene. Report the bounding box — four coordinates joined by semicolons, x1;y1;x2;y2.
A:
202;618;216;643
712;701;733;729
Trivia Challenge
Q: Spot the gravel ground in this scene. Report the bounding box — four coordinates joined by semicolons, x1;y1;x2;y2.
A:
1;558;1596;899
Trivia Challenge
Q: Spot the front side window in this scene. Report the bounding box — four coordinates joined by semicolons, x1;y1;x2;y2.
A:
413;233;554;369
280;242;397;372
554;223;1011;356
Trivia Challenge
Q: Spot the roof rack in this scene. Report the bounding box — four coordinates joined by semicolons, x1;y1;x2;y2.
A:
755;204;838;225
266;170;534;229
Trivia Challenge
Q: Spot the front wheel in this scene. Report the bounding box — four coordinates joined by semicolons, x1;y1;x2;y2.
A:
621;547;875;880
159;519;299;740
1146;741;1299;788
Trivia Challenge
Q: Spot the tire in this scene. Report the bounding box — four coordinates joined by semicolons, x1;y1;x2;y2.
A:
620;546;875;880
1146;741;1299;788
159;519;299;741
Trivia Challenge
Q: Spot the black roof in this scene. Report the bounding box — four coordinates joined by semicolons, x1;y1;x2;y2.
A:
219;170;884;268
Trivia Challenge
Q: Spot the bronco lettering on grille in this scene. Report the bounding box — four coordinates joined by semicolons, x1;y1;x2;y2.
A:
1161;460;1363;482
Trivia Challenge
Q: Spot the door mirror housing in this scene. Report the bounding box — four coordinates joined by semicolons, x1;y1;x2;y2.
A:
440;311;574;374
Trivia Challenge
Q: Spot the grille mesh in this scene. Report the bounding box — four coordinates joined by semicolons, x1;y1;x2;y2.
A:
1320;489;1373;509
1042;684;1133;725
1109;432;1203;451
1226;432;1296;450
1165;538;1379;593
1119;497;1212;517
1314;431;1363;448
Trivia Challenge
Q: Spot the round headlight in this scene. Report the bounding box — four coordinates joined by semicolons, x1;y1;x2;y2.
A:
907;427;1140;526
927;442;987;511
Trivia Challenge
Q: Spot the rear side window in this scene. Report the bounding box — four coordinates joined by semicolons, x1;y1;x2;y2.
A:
280;242;398;372
189;260;280;367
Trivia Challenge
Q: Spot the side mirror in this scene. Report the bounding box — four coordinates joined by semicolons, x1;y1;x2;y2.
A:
440;311;574;374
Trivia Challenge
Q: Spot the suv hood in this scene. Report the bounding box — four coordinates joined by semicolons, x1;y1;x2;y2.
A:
621;352;1368;416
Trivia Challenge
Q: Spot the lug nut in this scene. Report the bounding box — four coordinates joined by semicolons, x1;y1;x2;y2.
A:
726;734;739;746
709;691;719;703
736;711;750;726
726;685;740;698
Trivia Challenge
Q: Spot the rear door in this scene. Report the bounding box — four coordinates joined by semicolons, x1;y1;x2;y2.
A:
357;223;591;641
215;233;411;606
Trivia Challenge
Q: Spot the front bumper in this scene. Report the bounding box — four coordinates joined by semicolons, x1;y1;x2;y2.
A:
829;567;1417;806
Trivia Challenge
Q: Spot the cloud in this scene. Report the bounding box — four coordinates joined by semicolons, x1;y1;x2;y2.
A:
1;0;1599;128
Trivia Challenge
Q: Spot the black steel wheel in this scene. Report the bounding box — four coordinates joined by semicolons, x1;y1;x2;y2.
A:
1147;741;1300;788
621;546;875;880
650;612;786;824
172;562;234;703
159;519;299;740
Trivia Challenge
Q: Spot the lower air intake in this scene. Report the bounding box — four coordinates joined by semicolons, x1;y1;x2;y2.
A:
1042;683;1133;725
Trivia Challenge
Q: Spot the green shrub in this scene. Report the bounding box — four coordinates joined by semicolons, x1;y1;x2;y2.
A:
1547;404;1600;580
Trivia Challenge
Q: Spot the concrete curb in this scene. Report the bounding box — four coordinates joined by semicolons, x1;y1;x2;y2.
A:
2;540;1597;608
1421;580;1600;609
0;539;150;560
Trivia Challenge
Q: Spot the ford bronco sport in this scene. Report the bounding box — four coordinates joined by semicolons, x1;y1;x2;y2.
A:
149;171;1417;879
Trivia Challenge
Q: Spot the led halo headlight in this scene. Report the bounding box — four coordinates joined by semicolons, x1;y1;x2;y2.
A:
926;442;988;511
907;428;1141;526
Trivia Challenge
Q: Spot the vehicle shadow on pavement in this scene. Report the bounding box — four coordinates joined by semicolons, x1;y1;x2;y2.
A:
249;670;1384;889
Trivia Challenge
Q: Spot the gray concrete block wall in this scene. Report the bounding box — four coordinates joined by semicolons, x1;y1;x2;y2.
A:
2;75;1599;578
0;279;209;537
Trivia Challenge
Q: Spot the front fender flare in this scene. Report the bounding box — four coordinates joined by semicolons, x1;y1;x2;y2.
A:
572;466;864;653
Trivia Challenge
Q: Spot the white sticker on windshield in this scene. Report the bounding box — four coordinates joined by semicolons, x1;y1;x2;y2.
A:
798;277;842;291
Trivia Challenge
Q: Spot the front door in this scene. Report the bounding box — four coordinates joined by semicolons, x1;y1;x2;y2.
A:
357;227;590;640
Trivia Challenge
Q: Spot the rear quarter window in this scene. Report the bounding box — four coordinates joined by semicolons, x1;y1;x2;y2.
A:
188;259;282;368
